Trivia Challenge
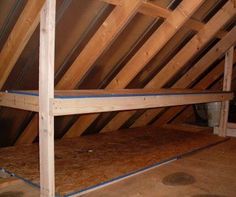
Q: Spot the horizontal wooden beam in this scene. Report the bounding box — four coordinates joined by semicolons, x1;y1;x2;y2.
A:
0;92;38;112
1;89;232;116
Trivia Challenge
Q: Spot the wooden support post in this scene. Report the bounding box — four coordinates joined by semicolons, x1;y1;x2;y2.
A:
218;46;234;137
39;0;56;196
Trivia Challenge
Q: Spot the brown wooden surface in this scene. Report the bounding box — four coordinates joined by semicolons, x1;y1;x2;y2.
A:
83;138;236;197
0;126;227;195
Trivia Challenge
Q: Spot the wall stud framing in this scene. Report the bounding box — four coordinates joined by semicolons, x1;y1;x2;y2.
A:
39;0;56;196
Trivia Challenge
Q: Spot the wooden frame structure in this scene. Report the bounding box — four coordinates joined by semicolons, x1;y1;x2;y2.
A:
0;0;235;196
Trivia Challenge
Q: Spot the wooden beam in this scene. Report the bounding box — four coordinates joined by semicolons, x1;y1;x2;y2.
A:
138;28;236;127
0;92;38;112
218;46;234;136
51;90;232;116
64;0;205;138
39;0;56;196
101;1;236;133
0;0;45;89
15;1;142;145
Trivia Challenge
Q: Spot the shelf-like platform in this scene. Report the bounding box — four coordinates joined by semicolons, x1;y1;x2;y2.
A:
0;89;233;116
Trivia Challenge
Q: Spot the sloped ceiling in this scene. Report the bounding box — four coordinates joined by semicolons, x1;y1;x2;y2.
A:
0;0;235;147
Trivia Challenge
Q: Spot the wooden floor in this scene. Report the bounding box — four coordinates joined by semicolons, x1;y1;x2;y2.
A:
0;126;226;196
85;138;236;197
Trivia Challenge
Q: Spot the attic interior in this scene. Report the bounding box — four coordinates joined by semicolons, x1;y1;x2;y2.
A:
0;0;236;196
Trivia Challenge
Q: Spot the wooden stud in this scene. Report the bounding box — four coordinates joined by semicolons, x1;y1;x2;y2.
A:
218;46;234;136
39;0;56;196
64;0;205;138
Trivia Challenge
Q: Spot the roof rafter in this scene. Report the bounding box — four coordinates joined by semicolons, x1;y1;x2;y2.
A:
100;1;236;133
0;0;45;89
64;0;206;138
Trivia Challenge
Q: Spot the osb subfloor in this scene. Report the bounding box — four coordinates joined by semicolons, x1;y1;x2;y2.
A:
85;138;236;197
0;126;227;196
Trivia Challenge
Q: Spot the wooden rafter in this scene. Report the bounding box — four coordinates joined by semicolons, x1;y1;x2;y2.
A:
0;0;45;89
64;0;205;138
100;1;236;133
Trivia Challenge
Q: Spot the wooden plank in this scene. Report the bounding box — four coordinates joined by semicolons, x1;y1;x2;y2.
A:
101;1;236;133
218;46;234;136
0;92;38;112
52;91;233;116
0;0;45;89
39;0;56;196
64;0;205;138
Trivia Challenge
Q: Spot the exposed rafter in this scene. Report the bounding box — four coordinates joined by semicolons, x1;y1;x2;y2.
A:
0;0;44;89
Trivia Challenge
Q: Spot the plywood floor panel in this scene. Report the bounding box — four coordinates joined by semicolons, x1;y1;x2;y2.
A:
84;138;236;197
0;126;227;195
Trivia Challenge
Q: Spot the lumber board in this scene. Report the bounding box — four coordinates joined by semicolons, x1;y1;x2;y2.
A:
218;46;234;136
0;89;233;115
39;0;56;196
52;91;233;116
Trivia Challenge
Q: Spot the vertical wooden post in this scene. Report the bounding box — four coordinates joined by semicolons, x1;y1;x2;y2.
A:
218;46;234;137
39;0;56;196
